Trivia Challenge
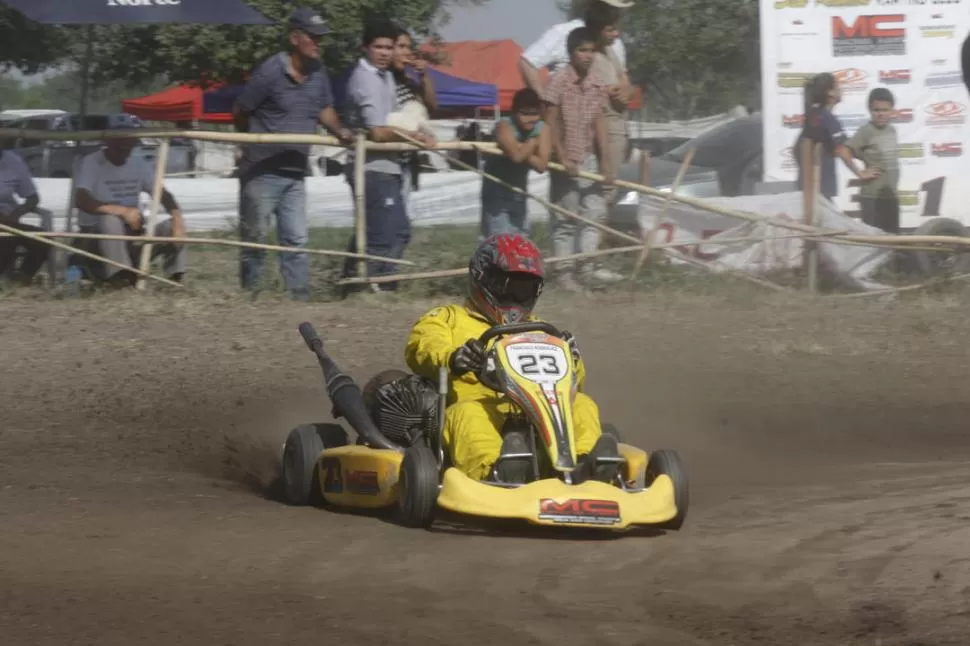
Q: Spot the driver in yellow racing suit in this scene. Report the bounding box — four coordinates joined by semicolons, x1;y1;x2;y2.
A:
405;232;619;484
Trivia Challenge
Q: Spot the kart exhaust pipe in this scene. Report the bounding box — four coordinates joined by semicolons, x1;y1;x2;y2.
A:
298;322;402;452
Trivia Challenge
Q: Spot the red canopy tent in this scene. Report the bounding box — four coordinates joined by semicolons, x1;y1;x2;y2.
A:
121;84;232;124
423;39;642;113
123;38;642;122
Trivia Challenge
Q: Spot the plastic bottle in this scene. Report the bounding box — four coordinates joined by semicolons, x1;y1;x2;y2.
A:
64;265;82;297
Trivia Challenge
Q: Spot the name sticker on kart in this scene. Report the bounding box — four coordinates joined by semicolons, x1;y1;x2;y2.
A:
538;498;622;525
504;343;569;383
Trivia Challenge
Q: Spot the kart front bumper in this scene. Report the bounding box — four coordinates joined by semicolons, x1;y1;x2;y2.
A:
436;467;679;530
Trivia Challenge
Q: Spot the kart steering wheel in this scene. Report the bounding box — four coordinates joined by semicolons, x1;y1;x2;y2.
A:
477;321;564;347
474;322;566;391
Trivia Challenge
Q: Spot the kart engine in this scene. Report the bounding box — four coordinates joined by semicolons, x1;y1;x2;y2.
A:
366;374;440;447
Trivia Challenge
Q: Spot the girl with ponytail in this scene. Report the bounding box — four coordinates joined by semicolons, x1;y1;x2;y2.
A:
794;72;878;200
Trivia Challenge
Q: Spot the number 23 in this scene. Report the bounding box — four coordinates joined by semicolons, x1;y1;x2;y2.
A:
518;353;561;375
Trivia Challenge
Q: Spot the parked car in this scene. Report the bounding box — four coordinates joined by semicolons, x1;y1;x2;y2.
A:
0;111;194;177
612;114;764;225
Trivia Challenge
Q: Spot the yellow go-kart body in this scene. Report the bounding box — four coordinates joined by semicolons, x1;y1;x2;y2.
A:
283;321;688;532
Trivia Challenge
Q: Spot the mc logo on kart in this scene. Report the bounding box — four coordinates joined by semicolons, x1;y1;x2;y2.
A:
538;498;621;525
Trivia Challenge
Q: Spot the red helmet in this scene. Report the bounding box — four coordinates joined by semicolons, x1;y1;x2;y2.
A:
468;233;545;325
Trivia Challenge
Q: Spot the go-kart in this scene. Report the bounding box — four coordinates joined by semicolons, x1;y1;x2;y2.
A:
280;320;689;532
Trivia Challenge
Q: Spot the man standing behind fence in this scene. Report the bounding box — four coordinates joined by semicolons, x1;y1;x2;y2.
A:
233;6;354;301
339;20;434;295
542;27;615;292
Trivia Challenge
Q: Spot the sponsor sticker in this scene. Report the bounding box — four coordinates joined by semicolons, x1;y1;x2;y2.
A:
780;146;798;171
839;113;871;129
925;101;966;126
834;68;869;92
832;15;906;57
538;498;622;525
924;71;962;88
890;108;913;123
777;72;815;89
897;143;925;159
879;69;911;84
931;142;963;157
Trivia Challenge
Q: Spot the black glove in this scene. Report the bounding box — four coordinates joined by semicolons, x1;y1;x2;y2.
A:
449;339;485;376
561;330;581;363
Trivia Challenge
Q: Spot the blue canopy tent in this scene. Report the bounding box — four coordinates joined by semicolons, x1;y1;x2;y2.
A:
201;65;499;115
0;0;272;117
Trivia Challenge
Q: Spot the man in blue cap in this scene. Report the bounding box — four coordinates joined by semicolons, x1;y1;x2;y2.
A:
233;6;353;301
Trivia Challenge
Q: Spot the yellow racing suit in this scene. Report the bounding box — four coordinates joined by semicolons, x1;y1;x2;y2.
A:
405;300;603;480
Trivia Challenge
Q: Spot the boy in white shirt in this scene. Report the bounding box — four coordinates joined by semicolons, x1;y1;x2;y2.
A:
73;129;187;285
518;0;632;94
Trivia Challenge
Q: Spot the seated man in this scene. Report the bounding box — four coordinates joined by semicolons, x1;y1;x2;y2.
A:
73;130;187;286
404;232;618;484
0;149;48;285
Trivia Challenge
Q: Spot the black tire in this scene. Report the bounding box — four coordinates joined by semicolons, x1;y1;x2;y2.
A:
646;449;689;530
912;217;970;278
281;423;348;506
396;446;439;529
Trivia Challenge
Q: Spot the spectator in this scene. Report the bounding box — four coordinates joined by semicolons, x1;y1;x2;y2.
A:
73;132;187;286
390;25;439;210
587;6;632;179
0;149;48;286
339;20;434;294
794;72;878;201
847;88;900;234
481;88;550;238
519;0;633;95
542;27;619;291
232;6;354;301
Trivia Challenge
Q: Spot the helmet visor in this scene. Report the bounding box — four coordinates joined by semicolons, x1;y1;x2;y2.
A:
486;269;543;306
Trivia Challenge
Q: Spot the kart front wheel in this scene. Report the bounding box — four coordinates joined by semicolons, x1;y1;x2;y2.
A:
396;446;439;529
281;423;348;506
646;449;689;530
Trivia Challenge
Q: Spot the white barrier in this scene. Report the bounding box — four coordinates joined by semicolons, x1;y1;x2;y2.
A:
25;170;554;233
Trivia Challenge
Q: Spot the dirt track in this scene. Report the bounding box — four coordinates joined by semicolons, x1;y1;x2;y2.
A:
2;289;970;645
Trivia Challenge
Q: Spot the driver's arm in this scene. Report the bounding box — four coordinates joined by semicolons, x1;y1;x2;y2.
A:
405;306;459;380
574;354;587;392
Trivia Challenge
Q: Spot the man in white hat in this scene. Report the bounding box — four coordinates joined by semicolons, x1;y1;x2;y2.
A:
518;0;633;95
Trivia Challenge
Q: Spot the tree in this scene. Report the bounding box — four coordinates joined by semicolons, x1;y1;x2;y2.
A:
622;0;759;119
80;0;490;89
0;5;68;73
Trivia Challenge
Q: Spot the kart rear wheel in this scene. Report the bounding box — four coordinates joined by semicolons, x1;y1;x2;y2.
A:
396;446;439;529
646;449;689;530
281;423;348;507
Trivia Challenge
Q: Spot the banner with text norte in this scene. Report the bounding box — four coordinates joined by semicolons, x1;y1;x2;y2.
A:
759;0;970;230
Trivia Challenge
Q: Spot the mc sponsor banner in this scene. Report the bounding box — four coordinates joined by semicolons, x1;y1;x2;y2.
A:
759;0;970;229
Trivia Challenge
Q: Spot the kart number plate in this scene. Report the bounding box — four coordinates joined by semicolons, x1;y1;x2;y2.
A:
504;343;569;383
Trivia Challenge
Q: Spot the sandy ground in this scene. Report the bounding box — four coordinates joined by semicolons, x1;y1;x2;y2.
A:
2;288;970;645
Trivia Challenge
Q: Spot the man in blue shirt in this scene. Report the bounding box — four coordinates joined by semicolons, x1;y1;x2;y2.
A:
233;6;353;301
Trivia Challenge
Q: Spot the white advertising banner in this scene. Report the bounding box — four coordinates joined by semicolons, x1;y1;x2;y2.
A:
759;0;970;230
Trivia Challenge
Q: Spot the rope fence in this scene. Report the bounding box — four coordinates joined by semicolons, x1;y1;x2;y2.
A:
1;125;967;297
